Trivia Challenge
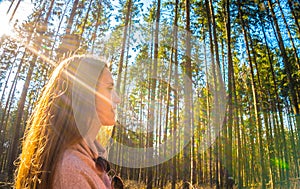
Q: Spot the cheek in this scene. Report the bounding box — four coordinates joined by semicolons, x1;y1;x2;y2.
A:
96;90;112;110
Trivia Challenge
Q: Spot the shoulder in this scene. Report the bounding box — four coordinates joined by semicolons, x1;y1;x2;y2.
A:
53;148;109;189
61;147;94;170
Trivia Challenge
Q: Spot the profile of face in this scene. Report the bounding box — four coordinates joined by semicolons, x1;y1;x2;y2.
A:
96;67;121;126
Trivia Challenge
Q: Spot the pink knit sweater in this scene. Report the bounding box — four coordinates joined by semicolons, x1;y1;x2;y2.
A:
53;140;112;189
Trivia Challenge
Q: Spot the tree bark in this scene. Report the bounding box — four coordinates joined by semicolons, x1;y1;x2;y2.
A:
116;0;132;92
59;0;80;56
8;0;21;22
147;0;160;188
0;51;23;158
91;1;103;54
238;1;267;188
172;1;179;188
267;0;300;150
224;0;233;187
7;56;37;178
287;0;300;34
276;0;300;69
183;0;193;188
7;1;54;178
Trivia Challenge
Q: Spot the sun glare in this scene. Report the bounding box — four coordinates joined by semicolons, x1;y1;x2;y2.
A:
0;0;34;37
0;14;11;36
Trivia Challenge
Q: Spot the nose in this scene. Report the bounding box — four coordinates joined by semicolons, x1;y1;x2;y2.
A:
112;90;121;104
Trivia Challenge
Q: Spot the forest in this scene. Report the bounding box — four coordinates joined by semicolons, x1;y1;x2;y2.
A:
0;0;299;188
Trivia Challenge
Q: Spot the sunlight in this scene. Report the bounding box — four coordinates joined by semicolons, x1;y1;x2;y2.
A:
0;6;11;36
0;0;34;37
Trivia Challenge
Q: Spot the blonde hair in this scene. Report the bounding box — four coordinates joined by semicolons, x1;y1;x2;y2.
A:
14;55;107;189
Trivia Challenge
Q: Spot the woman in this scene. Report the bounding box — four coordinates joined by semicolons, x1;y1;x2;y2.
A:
14;55;121;189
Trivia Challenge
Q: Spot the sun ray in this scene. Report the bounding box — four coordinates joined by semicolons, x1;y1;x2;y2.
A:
0;0;34;37
1;0;113;111
0;10;11;36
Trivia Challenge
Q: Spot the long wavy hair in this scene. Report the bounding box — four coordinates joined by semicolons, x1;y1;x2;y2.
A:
14;55;106;189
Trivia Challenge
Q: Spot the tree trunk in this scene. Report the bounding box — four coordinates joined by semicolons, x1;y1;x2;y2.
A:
7;1;54;178
224;0;233;188
116;0;132;91
59;0;80;56
259;4;293;185
7;56;37;178
275;0;300;69
91;1;103;54
0;67;18;173
79;0;93;38
147;0;160;188
183;0;193;188
267;0;300;151
171;1;179;188
6;0;16;14
206;0;222;187
8;0;21;22
0;51;17;104
238;1;267;188
287;0;300;34
203;28;213;188
0;51;23;158
65;0;79;35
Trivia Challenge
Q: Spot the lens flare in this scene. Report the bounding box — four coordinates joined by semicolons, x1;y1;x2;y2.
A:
0;0;34;37
0;12;11;36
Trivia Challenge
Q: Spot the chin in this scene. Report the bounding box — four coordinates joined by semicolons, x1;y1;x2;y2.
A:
102;120;115;126
102;124;114;127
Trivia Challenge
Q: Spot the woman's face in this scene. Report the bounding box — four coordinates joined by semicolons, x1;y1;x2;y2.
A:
96;68;121;126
